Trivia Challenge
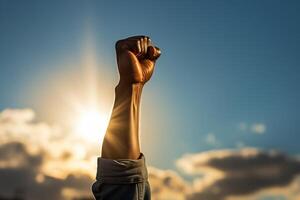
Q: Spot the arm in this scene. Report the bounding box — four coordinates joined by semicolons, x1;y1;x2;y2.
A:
101;83;143;159
101;36;161;159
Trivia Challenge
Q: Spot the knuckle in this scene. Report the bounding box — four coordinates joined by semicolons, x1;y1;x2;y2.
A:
136;40;141;49
115;40;123;50
145;36;150;42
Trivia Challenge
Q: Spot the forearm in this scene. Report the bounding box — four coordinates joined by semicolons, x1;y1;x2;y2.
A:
101;82;143;159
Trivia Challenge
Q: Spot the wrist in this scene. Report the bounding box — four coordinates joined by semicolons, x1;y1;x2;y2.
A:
115;81;144;94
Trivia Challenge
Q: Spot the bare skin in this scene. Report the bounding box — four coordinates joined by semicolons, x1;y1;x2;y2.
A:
101;36;161;159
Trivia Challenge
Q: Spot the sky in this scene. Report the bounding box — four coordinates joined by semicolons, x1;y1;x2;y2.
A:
0;0;300;200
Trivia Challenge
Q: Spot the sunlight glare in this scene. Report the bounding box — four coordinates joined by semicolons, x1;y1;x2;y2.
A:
75;109;108;143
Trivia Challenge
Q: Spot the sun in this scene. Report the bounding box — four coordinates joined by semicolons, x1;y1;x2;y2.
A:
75;108;109;142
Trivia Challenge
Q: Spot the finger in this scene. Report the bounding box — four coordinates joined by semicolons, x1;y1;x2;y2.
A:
127;36;150;55
140;37;145;55
147;46;161;61
147;37;151;46
115;39;128;52
116;39;140;55
116;36;152;56
144;37;149;55
136;40;142;56
125;39;142;56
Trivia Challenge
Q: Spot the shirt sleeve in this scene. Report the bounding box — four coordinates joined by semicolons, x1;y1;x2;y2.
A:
92;153;151;200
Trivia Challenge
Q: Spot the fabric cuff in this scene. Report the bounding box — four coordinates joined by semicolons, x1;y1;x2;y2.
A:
96;153;148;184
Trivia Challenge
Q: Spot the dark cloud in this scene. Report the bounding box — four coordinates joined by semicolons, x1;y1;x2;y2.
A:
0;142;94;200
0;142;43;169
148;167;188;200
177;148;300;200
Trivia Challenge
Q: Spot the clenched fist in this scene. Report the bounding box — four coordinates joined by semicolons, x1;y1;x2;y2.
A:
115;36;161;85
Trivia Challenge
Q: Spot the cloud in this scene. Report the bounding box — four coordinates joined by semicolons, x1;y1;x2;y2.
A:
0;109;96;200
0;141;43;169
0;108;35;123
1;108;299;200
0;141;93;200
227;175;300;200
238;122;266;134
176;148;300;200
148;167;190;200
251;123;266;134
205;133;220;146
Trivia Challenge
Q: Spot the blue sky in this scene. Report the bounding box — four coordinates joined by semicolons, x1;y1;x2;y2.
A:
1;1;300;199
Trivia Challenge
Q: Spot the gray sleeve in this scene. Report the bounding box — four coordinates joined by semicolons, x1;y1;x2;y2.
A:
92;153;151;200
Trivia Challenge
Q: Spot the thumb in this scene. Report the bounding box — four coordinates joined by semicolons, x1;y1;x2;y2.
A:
147;46;161;61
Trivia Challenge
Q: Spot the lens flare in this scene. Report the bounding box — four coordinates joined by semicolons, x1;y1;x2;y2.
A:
75;108;108;143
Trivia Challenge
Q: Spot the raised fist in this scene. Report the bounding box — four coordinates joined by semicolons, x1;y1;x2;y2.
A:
115;36;161;85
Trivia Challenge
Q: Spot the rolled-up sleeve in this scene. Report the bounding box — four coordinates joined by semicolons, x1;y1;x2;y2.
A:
92;153;151;200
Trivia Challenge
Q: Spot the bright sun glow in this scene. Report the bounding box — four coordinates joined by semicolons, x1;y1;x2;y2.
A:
75;109;108;142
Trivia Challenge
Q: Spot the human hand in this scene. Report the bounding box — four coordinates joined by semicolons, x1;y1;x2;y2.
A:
115;36;161;85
